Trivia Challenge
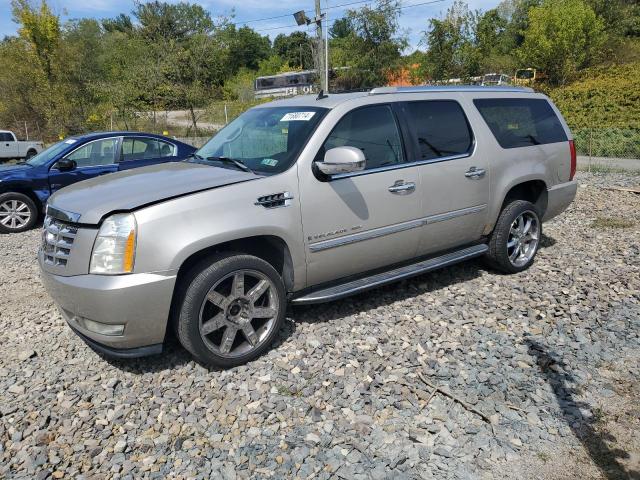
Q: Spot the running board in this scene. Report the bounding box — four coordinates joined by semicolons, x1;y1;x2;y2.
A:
291;244;488;305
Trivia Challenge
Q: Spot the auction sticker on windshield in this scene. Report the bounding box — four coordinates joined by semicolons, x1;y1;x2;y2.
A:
281;112;316;122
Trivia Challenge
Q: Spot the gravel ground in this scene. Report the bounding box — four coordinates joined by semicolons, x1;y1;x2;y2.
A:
1;171;639;480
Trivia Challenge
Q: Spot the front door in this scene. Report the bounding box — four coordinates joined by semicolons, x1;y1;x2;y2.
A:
118;136;176;171
48;137;120;193
399;99;490;256
298;104;422;287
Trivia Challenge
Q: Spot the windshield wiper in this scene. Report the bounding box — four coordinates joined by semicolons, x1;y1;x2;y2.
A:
206;156;251;173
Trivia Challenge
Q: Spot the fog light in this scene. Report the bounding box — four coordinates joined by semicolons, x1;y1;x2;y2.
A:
76;317;125;336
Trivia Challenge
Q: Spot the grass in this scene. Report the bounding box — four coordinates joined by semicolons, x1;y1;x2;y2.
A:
536;451;551;463
577;164;640;174
591;217;636;229
275;384;300;397
591;406;608;426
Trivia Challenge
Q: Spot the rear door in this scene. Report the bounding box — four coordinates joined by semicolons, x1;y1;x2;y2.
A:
399;99;490;256
298;103;422;286
48;137;120;193
118;136;177;171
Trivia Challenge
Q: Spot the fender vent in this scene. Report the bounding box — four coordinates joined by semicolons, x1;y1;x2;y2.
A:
255;192;293;209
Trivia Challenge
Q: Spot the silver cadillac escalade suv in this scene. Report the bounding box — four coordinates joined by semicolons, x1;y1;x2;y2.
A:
39;86;577;367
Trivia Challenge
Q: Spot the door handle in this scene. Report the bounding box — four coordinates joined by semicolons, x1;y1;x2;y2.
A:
465;167;486;179
388;180;416;194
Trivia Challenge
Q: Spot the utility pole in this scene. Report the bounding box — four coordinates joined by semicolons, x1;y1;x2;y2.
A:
325;0;329;93
313;0;327;93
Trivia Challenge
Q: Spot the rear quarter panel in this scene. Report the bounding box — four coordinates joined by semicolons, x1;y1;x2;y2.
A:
460;92;572;232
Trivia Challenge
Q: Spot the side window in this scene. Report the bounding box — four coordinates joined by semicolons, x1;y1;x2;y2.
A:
158;140;175;157
405;101;473;160
121;138;161;161
322;105;404;170
474;98;567;149
0;133;14;141
66;138;117;167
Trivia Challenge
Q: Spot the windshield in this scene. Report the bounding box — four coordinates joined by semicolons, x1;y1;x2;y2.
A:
516;70;535;79
26;140;75;166
194;106;328;175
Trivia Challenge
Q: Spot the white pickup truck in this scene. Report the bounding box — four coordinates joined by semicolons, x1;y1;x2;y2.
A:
0;130;44;160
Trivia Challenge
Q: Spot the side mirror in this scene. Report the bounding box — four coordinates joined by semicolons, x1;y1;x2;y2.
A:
55;159;76;172
315;146;366;176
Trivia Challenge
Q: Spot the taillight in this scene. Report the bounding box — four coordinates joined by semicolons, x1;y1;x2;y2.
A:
569;140;576;180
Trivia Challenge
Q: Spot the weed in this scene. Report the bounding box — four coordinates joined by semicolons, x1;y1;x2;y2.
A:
591;217;636;229
536;451;551;463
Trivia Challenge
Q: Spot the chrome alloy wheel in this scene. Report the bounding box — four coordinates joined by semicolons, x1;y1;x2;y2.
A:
198;269;280;358
507;210;540;267
0;199;31;230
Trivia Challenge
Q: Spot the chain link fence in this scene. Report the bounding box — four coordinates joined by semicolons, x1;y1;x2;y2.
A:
571;127;640;160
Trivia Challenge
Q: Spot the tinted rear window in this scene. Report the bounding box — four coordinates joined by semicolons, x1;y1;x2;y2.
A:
474;98;567;149
405;100;473;160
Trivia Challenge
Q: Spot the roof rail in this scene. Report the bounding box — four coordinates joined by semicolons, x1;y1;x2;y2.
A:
369;85;534;95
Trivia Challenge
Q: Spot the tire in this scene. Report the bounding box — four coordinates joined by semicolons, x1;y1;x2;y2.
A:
25;149;37;160
486;200;542;274
0;192;39;234
176;253;286;368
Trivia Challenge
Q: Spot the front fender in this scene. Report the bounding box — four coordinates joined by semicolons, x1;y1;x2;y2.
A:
132;173;306;290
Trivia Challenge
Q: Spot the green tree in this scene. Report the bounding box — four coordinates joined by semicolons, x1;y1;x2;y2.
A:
475;8;518;73
228;26;271;72
0;38;46;130
96;32;155;129
519;0;606;85
330;0;407;89
133;1;213;43
586;0;640;38
424;1;480;80
329;18;354;39
101;14;134;34
11;0;60;79
496;0;542;48
273;31;313;70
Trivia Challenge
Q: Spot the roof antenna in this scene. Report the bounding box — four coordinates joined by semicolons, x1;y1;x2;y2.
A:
316;89;328;100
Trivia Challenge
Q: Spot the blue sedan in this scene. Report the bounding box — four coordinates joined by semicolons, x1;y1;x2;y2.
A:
0;132;196;233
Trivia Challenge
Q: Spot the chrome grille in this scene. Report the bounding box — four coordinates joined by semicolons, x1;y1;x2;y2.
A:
42;216;78;267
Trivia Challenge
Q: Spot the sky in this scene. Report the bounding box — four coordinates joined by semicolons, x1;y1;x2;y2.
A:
0;0;501;50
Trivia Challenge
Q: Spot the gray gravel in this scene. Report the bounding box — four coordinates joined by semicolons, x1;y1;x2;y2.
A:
1;171;639;479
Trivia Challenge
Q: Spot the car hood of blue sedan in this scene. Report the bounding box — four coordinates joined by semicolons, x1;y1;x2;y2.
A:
0;164;33;176
47;161;260;225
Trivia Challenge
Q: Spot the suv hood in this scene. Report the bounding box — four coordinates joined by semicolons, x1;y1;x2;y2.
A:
48;161;259;225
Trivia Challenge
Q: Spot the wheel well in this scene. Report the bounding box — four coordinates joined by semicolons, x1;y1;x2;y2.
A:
175;235;295;293
0;187;43;214
501;180;548;215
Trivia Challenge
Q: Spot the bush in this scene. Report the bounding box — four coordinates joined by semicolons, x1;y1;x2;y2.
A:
547;62;640;129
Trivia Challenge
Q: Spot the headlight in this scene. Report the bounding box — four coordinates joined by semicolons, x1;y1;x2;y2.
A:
90;213;137;274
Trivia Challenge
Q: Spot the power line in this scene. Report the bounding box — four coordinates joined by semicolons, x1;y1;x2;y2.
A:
254;23;302;32
231;0;448;32
252;0;447;33
232;0;371;26
233;12;302;26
